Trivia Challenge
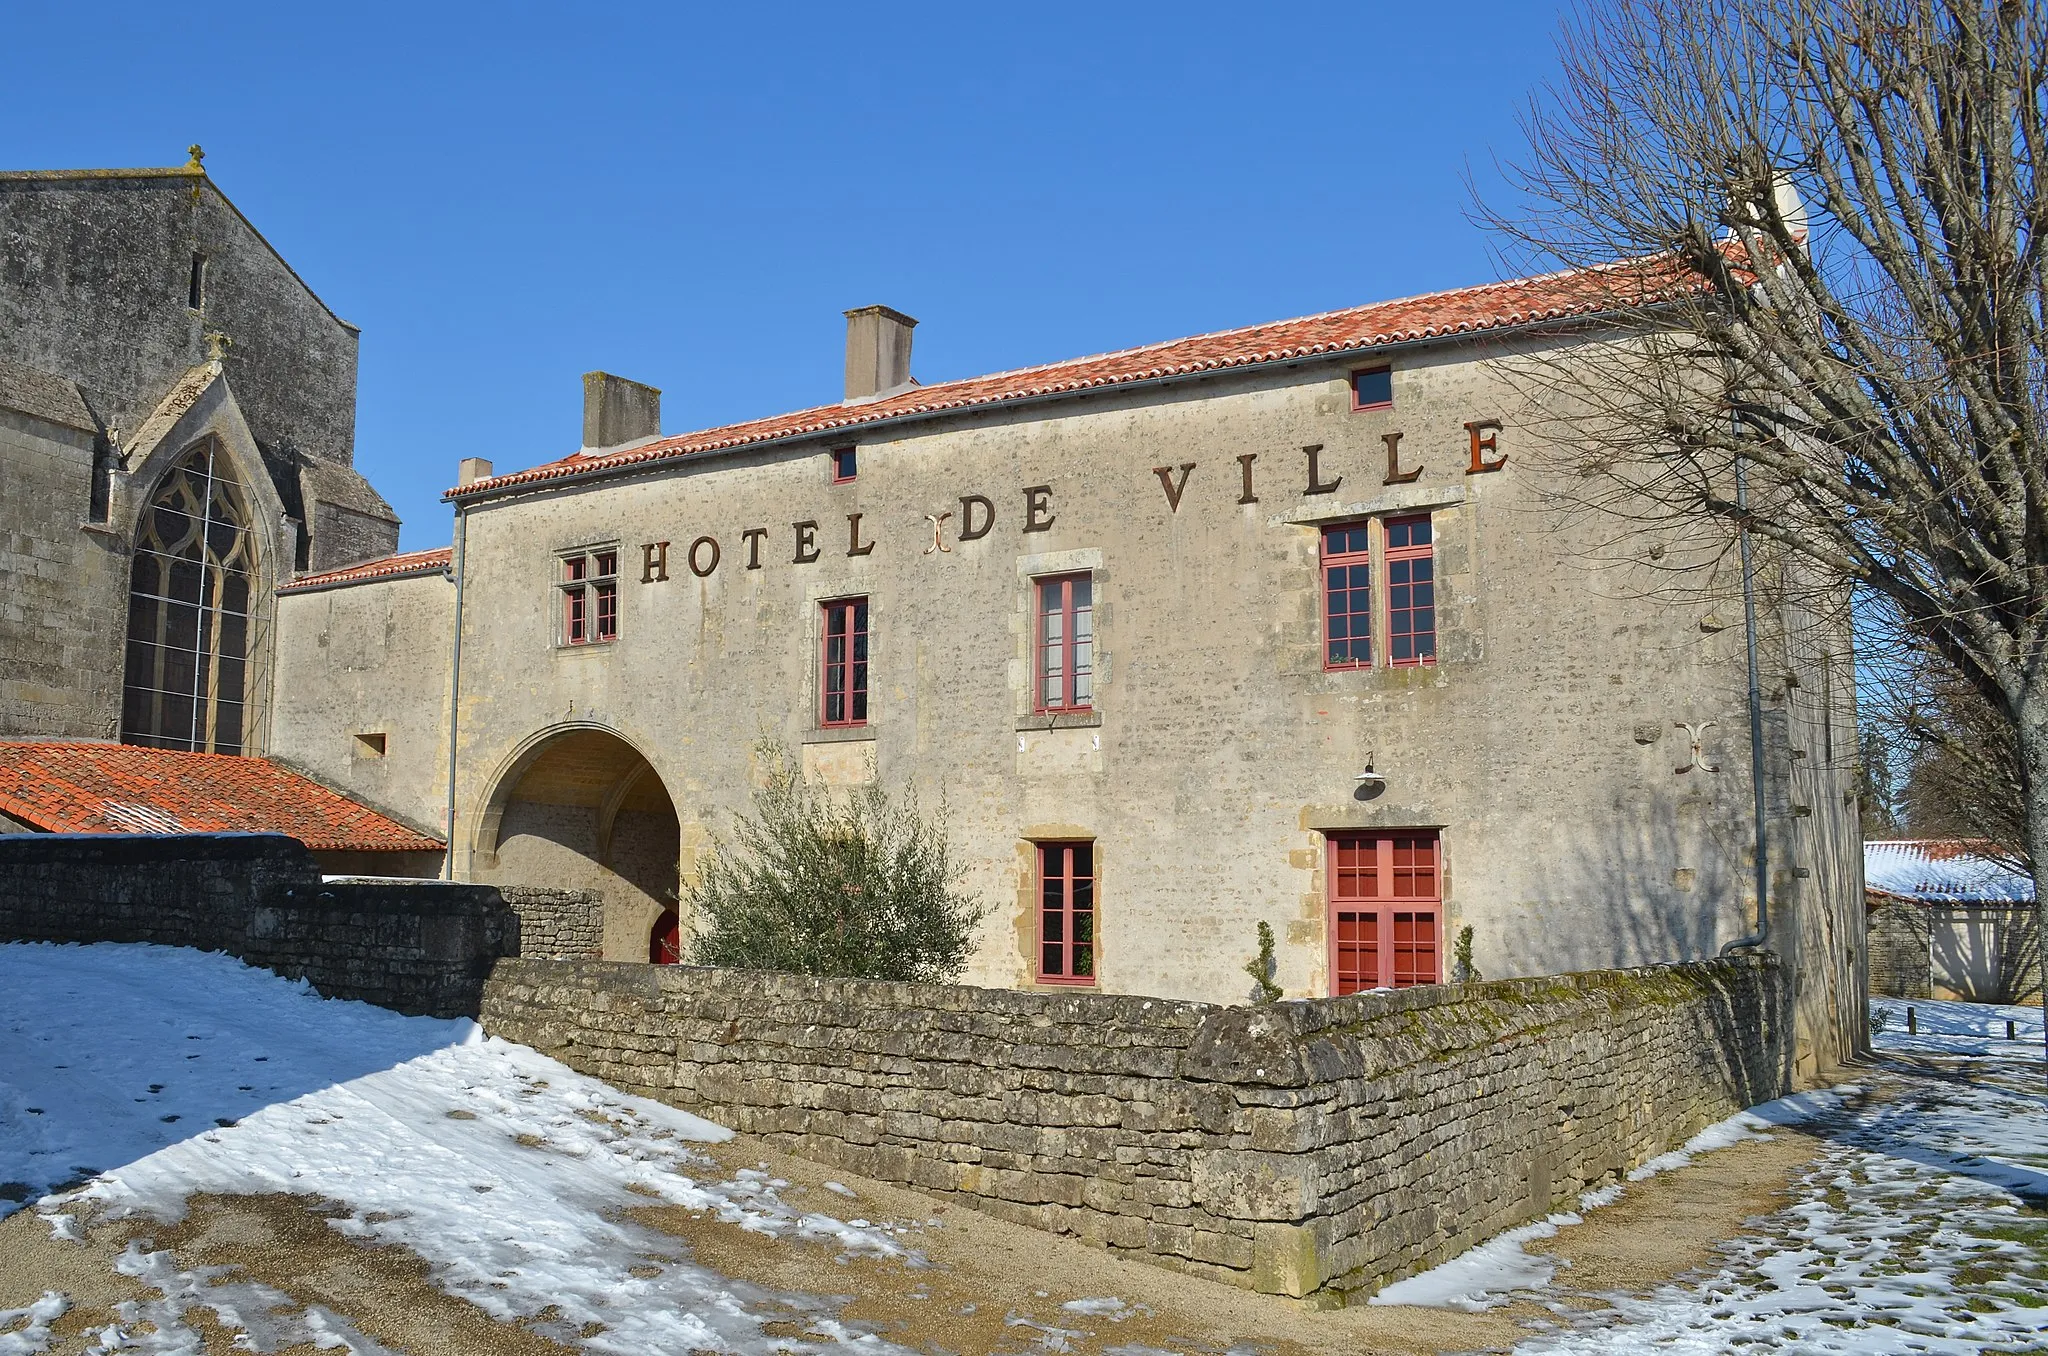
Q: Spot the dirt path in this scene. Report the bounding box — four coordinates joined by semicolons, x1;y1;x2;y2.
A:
2;1118;1826;1356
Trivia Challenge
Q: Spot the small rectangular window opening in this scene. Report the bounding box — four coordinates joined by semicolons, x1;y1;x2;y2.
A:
1035;573;1094;713
831;446;858;484
1036;840;1096;984
354;732;388;758
1350;366;1392;410
188;254;207;311
560;549;620;646
820;596;870;727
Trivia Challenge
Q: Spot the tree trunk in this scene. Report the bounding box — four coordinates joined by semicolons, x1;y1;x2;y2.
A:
2018;699;2048;1088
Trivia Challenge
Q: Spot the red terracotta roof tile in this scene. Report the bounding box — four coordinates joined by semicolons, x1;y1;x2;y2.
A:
279;547;453;595
0;741;443;852
449;264;1674;500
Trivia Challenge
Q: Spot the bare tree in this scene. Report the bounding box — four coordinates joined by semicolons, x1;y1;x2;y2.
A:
1484;0;2047;1046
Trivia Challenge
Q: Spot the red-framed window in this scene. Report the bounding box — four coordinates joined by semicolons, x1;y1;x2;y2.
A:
561;548;619;646
1036;573;1093;713
1350;366;1393;410
1036;841;1096;984
1321;524;1373;670
820;596;870;728
1328;830;1440;994
831;445;858;484
1385;514;1436;667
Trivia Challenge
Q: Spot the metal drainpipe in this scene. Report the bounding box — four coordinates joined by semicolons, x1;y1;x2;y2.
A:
441;505;468;881
1722;454;1772;955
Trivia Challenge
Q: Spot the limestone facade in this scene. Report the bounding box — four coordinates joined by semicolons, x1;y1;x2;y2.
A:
269;286;1869;1079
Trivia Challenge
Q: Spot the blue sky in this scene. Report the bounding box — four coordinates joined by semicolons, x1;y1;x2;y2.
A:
4;1;1568;550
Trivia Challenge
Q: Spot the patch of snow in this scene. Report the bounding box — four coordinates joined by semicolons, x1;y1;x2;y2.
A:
821;1180;857;1197
1507;1002;2048;1352
0;1292;68;1356
1059;1296;1153;1320
1370;1211;1582;1310
98;1242;399;1354
1378;1087;1856;1312
5;943;928;1355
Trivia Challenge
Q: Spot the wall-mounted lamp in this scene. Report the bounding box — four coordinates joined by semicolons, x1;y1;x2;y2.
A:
1354;755;1385;789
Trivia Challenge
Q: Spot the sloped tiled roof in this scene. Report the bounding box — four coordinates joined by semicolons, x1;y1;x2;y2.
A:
279;547;453;595
1865;840;2034;905
449;264;1665;501
0;742;442;852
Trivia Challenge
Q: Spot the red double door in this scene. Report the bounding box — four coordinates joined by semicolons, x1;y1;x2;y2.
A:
1329;831;1441;994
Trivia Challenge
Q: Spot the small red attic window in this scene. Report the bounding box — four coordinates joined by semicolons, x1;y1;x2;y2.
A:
831;446;858;484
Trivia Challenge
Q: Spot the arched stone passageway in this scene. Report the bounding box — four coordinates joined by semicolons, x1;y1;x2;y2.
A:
472;728;680;962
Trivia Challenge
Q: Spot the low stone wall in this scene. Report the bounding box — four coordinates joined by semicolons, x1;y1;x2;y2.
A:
1867;895;1931;999
498;884;603;961
480;954;1787;1302
0;833;515;1018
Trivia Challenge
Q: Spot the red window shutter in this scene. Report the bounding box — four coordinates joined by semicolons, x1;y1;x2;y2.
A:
1327;830;1441;994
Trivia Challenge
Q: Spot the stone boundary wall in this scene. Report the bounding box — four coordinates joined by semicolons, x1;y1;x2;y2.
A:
479;954;1788;1302
0;833;516;1018
497;884;603;961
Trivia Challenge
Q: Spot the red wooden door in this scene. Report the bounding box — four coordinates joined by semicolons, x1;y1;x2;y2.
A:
1328;831;1441;994
649;908;682;965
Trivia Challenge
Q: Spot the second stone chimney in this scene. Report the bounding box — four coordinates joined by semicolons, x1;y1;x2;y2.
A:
843;305;917;404
582;372;662;449
457;457;494;487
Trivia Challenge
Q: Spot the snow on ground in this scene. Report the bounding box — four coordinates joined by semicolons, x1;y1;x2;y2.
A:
1377;997;2048;1354
0;943;929;1355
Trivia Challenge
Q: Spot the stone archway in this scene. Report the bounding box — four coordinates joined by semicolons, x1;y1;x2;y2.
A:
471;726;680;962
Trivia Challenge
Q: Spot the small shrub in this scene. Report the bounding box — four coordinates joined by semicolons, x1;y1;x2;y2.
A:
685;742;983;983
1869;1006;1893;1038
1244;921;1282;1003
1450;924;1482;984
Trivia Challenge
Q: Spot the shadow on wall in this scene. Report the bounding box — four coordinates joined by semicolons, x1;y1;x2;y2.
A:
1492;782;1752;978
473;728;680;964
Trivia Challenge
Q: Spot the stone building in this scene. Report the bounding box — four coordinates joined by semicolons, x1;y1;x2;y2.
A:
273;282;1869;1079
1866;839;2039;1004
0;149;397;755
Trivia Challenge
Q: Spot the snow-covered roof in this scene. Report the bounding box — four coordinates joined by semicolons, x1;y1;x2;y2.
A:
1864;840;2034;905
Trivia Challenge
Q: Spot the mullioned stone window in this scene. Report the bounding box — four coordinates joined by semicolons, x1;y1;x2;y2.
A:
121;441;255;754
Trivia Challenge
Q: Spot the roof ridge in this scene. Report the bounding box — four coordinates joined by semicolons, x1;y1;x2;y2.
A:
450;264;1640;502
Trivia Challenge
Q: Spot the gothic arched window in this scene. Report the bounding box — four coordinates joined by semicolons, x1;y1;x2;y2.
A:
121;442;258;754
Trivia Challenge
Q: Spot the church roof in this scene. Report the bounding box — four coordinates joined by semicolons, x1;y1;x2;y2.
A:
447;263;1661;502
0;742;442;852
280;547;453;595
1865;839;2034;905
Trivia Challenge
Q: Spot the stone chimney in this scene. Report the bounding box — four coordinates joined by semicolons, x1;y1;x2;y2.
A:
456;457;494;487
843;305;917;404
582;372;662;449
